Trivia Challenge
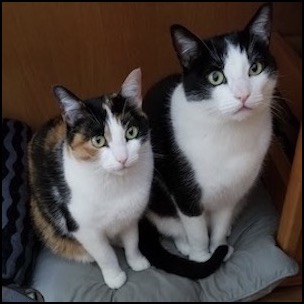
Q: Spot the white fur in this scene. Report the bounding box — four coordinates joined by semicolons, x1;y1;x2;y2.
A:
100;105;143;174
175;32;198;56
178;211;211;262
147;211;186;239
249;5;271;42
166;43;276;260
54;86;82;116
121;68;142;107
63;120;153;289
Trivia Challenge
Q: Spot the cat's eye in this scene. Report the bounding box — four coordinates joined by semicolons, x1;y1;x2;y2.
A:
249;62;264;76
208;71;225;86
126;126;139;140
91;135;106;148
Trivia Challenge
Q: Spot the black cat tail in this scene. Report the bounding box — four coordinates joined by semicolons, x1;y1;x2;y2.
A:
138;218;229;280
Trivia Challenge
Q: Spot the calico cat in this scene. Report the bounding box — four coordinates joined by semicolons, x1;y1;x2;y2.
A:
140;3;277;266
29;69;154;289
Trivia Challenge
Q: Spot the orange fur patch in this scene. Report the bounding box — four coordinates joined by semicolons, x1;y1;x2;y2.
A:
28;117;92;262
70;134;99;160
44;117;66;150
30;197;90;261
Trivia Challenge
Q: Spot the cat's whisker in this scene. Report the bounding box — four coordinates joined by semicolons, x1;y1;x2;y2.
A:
248;35;257;55
85;105;103;126
211;40;222;64
201;39;222;64
121;98;128;120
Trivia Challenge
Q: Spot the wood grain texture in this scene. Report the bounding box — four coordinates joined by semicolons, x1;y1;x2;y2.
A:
2;2;302;129
277;125;302;257
2;1;302;290
296;233;302;263
270;33;302;122
257;286;302;302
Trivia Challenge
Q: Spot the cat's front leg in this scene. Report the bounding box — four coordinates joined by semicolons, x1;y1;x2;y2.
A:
179;212;211;262
121;221;150;271
209;207;234;261
74;230;126;289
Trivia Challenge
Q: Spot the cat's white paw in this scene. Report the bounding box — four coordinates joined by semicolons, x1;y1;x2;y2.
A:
174;239;190;256
103;271;127;289
189;251;211;262
210;241;227;255
210;243;234;262
223;245;234;262
128;255;150;271
227;226;232;237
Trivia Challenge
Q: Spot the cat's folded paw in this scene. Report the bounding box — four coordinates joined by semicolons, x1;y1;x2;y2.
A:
223;245;234;262
128;255;150;271
210;241;226;255
103;270;127;289
174;239;190;256
226;226;232;237
210;243;234;262
189;251;211;262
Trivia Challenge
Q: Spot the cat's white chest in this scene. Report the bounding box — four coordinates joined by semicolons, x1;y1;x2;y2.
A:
171;86;272;209
63;146;153;237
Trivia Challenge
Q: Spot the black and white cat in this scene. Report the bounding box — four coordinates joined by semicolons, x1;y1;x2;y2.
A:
141;4;277;264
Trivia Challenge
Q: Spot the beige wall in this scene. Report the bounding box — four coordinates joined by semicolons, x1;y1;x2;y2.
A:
2;2;302;129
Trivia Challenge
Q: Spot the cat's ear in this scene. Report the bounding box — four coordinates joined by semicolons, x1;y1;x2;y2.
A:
121;68;142;108
170;24;201;69
245;3;273;44
53;86;84;126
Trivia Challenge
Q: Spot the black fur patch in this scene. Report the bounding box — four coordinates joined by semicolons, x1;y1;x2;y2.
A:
30;122;77;235
148;175;178;217
144;75;203;218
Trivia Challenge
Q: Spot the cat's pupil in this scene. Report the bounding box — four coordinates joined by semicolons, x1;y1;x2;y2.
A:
251;63;257;72
129;129;134;136
213;74;219;81
95;136;102;144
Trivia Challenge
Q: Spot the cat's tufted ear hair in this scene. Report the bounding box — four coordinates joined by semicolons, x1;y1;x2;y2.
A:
53;86;85;126
121;68;142;108
170;24;202;69
245;3;273;45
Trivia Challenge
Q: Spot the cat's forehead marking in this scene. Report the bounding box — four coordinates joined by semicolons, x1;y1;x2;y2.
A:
103;95;112;107
223;43;250;80
103;124;112;142
104;104;114;122
104;104;123;130
103;104;126;145
105;94;128;121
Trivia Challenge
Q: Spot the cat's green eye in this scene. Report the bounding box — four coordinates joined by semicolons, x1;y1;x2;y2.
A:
126;126;139;140
208;71;225;86
91;135;106;148
249;62;264;76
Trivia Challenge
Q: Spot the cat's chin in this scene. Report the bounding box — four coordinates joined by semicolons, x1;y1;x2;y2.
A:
231;107;254;121
104;162;137;176
110;168;128;176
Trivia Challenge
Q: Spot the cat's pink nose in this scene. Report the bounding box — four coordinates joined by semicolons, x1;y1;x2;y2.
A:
235;93;250;104
117;156;127;165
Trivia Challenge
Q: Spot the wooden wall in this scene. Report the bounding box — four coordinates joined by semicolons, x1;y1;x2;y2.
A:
2;2;302;129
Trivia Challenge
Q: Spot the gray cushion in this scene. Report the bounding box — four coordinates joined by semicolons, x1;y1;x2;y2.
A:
31;182;299;302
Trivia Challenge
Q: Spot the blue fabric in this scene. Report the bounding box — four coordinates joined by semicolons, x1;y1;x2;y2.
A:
2;119;36;286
